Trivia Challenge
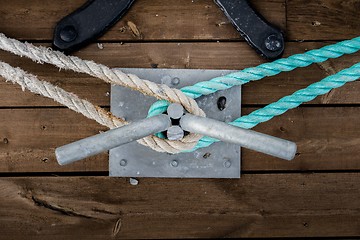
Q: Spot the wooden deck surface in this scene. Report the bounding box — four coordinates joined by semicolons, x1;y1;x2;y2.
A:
0;0;359;238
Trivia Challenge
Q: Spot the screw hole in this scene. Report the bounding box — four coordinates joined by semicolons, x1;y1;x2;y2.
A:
217;96;227;111
203;152;211;159
3;138;9;144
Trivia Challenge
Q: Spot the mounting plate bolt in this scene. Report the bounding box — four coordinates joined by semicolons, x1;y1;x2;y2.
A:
171;77;180;85
171;160;179;167
120;159;127;166
224;159;231;168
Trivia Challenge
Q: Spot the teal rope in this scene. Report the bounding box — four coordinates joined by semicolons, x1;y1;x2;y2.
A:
148;37;360;117
192;62;360;150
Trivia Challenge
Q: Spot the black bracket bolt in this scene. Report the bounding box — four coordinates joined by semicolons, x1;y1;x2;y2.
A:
264;34;283;52
59;25;77;43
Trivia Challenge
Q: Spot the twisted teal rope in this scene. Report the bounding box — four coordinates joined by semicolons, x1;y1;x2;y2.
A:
147;37;360;152
148;37;360;117
192;62;360;150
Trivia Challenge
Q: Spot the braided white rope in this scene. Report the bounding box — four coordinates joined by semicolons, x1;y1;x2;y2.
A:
0;33;206;153
0;34;204;116
0;60;201;153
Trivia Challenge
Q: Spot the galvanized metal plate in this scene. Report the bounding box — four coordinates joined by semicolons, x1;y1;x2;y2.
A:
110;68;241;178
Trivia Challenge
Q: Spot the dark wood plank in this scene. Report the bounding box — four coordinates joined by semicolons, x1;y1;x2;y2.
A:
1;107;360;173
1;0;358;42
0;173;359;238
0;108;108;173
0;0;285;41
287;0;360;40
1;42;359;107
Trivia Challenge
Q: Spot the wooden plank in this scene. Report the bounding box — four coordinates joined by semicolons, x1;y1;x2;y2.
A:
1;107;360;173
1;42;359;107
0;0;285;41
1;0;358;42
0;173;359;238
287;0;360;40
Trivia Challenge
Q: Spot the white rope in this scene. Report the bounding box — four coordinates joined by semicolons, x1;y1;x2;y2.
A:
0;34;204;117
0;39;205;153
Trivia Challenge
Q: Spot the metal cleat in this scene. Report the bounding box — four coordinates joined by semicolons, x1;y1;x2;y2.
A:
55;102;296;166
55;114;171;165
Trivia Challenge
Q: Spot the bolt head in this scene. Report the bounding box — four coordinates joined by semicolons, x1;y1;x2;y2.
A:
120;159;127;166
171;77;180;85
224;160;231;168
264;34;283;52
171;160;179;167
60;25;77;43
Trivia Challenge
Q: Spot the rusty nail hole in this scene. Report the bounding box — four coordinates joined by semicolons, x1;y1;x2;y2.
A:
41;125;47;130
3;138;9;144
203;152;211;159
303;222;309;228
279;126;286;132
42;158;49;163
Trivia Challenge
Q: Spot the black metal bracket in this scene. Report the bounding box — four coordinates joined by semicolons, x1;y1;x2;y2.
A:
53;0;285;59
214;0;285;60
53;0;135;53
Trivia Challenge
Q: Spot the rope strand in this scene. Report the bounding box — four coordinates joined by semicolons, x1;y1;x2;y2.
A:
147;37;360;116
0;60;201;153
193;62;360;150
0;33;205;120
0;32;359;154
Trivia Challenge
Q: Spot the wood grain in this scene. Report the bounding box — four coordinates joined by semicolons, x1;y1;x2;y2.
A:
0;42;359;107
0;0;285;41
1;0;358;42
1;107;360;173
287;0;360;40
0;0;358;238
0;173;359;238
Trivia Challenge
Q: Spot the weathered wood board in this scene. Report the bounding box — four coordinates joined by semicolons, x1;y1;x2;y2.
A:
0;42;359;107
1;107;360;173
0;173;359;239
0;0;359;238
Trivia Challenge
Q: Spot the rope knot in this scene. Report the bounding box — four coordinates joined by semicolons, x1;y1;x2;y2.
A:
138;93;206;154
